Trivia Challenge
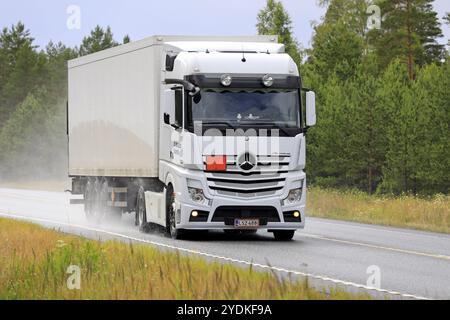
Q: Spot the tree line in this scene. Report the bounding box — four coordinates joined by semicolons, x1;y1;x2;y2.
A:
0;0;449;195
258;0;449;195
0;24;124;180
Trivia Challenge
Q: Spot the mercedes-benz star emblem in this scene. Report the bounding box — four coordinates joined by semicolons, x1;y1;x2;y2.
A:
238;152;257;171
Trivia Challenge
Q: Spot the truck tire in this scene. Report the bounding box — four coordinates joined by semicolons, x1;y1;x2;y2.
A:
165;185;186;239
136;187;150;232
273;230;295;241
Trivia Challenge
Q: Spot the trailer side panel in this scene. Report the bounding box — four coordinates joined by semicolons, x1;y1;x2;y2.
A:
68;45;161;177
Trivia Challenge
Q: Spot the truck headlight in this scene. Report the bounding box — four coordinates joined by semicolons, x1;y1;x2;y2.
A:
282;187;303;206
220;74;232;87
188;187;211;206
262;74;274;87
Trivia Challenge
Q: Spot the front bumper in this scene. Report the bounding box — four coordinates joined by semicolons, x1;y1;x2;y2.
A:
179;175;305;230
178;198;305;230
160;161;306;230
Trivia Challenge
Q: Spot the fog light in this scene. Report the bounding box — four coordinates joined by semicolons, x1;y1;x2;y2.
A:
293;211;300;218
191;211;199;217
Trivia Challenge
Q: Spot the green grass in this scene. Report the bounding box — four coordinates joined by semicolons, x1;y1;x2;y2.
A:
0;218;368;300
308;187;450;234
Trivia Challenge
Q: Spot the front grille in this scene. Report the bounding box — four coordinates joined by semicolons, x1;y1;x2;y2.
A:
212;206;280;222
205;154;290;197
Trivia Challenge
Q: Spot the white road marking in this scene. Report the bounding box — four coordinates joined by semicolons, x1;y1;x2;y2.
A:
0;211;432;300
308;218;450;240
299;233;450;261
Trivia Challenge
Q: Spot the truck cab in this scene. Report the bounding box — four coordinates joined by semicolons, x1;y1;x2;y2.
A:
154;40;316;240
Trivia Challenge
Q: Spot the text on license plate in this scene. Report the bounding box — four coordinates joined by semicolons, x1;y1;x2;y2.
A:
234;219;260;228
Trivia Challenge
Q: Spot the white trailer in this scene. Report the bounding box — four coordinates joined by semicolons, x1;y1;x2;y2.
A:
68;35;316;240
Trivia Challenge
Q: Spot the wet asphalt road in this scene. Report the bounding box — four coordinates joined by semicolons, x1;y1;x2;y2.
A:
1;187;449;299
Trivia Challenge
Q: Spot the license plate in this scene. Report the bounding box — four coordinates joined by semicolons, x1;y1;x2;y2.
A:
234;219;260;228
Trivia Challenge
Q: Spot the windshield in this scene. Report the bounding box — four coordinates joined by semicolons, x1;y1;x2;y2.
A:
188;89;301;129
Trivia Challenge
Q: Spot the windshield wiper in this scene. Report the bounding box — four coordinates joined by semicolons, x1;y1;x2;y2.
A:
240;122;291;136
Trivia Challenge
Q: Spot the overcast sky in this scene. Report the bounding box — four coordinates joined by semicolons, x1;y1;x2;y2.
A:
0;0;448;50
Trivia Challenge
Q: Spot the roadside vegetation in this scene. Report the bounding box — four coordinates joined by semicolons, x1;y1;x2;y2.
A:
308;187;450;234
0;218;368;300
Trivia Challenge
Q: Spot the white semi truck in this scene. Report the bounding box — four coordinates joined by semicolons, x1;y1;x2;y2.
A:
68;35;316;240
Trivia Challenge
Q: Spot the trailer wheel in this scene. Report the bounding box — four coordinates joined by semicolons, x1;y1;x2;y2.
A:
165;185;186;239
273;230;295;241
136;187;150;232
93;180;109;223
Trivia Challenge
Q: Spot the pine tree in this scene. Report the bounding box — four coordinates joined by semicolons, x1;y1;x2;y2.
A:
318;0;370;36
368;0;445;79
304;1;367;188
379;60;449;194
308;21;364;82
307;56;387;193
0;22;44;126
0;92;45;177
412;62;450;193
78;26;119;56
344;55;386;193
123;35;131;44
307;73;352;187
45;41;77;99
0;22;35;65
256;0;302;65
377;60;416;194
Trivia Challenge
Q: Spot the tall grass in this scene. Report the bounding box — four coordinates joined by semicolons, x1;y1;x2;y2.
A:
308;187;450;233
0;218;367;300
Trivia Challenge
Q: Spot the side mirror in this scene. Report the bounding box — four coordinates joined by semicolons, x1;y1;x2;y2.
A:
193;92;202;104
306;91;316;127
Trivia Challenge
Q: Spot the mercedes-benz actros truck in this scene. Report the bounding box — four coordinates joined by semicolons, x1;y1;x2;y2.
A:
68;35;316;240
